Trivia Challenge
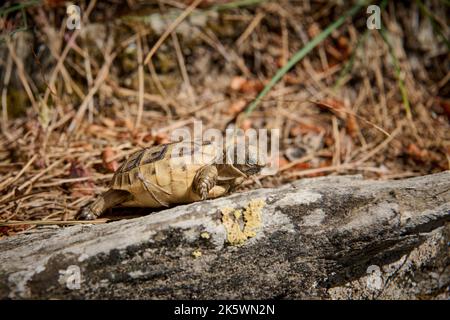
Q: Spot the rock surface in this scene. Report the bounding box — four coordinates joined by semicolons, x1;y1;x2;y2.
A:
0;172;449;299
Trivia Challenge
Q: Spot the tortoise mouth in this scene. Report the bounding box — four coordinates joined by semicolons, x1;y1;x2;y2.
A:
234;165;263;176
244;167;262;175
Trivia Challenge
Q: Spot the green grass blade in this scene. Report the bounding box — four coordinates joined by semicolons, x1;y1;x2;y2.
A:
244;0;367;117
210;0;269;11
0;0;40;43
0;0;40;16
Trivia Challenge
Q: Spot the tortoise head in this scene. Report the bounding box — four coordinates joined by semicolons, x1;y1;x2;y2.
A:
224;144;267;177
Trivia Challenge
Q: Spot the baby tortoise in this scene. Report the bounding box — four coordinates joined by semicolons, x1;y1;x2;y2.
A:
78;140;266;220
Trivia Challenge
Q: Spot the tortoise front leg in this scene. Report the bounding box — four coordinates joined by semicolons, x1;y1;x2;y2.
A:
78;189;132;220
208;185;229;198
229;177;245;192
208;177;244;198
192;165;218;200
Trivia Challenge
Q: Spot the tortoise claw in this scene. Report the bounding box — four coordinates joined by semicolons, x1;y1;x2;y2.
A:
77;207;97;220
199;182;209;200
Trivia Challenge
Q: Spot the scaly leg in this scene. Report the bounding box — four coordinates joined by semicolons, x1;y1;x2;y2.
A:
193;165;218;200
208;185;228;198
229;177;245;193
208;177;244;198
78;189;132;220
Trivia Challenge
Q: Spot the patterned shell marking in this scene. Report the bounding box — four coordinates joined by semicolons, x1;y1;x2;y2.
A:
110;141;218;194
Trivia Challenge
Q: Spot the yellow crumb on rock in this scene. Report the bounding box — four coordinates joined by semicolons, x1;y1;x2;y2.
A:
220;199;266;246
233;210;242;219
221;207;246;245
192;249;202;258
243;198;265;238
200;232;210;239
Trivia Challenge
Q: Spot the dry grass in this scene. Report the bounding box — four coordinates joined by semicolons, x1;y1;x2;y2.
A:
0;0;448;237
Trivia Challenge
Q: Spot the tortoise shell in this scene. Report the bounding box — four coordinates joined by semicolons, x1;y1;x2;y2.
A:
110;140;220;207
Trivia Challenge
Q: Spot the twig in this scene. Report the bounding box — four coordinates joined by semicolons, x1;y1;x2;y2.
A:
143;0;204;65
135;31;145;129
1;54;13;138
0;155;37;192
355;126;401;164
68;50;117;133
0;219;109;226
5;38;38;113
42;0;97;106
83;48;95;123
236;11;265;47
332;116;341;166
